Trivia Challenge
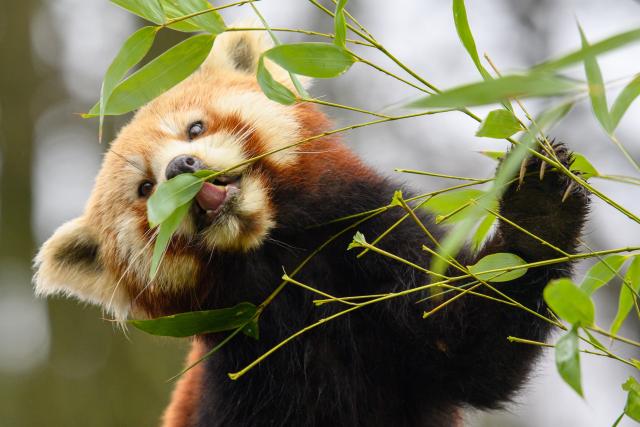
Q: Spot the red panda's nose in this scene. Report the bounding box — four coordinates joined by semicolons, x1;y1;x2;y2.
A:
165;155;205;180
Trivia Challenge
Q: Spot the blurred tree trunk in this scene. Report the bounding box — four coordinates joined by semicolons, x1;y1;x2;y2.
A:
0;0;36;260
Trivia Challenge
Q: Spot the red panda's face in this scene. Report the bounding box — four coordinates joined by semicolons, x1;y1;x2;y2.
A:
33;29;319;320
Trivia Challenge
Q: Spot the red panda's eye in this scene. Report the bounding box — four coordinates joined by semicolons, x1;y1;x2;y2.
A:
187;121;204;140
138;181;154;198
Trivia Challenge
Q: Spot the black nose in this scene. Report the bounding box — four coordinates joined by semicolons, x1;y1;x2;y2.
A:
165;155;205;180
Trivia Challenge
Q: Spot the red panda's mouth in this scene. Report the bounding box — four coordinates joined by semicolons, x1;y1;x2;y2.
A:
193;175;241;228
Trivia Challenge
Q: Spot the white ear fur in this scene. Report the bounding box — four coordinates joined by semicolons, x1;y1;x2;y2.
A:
33;217;130;320
203;20;312;91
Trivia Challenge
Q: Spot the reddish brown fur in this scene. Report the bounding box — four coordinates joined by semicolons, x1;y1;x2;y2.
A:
162;340;206;427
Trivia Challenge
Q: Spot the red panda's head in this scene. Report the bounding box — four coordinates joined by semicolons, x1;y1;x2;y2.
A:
33;28;351;320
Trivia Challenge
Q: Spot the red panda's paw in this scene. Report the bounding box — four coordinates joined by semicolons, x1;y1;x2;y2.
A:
498;140;590;259
503;140;590;206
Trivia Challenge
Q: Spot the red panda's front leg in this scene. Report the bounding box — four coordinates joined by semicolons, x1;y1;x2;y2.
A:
422;142;589;407
162;340;206;427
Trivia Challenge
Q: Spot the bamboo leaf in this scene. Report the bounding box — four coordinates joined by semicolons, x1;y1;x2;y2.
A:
429;130;537;280
545;278;595;325
610;256;640;335
242;318;260;340
477;150;506;161
407;74;577;109
264;43;356;78
98;26;157;140
611;75;640;130
334;0;348;48
159;0;201;32
347;231;367;250
161;0;226;35
452;0;491;81
422;189;485;223
476;109;523;138
86;34;215;116
130;302;257;337
467;252;528;282
578;23;613;134
149;202;190;279
111;0;165;24
623;377;640;422
534;100;575;132
556;327;583;397
581;254;627;295
570;153;599;179
471;213;496;251
256;56;296;105
535;27;640;72
452;0;513;111
147;174;204;227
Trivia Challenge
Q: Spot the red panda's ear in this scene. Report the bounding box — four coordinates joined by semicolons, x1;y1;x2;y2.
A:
33;217;129;320
202;21;312;91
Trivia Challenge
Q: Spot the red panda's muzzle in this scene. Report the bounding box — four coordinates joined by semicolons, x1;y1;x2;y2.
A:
193;179;241;228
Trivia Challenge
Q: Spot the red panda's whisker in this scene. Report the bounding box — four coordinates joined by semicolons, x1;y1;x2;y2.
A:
107;226;158;315
134;226;172;303
111;150;146;174
235;124;255;143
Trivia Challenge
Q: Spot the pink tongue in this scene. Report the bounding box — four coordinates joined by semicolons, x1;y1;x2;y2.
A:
196;182;226;212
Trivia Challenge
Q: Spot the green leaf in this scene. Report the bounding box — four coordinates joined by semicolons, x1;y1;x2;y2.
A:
555;327;583;397
422;189;485;223
161;0;226;35
623;377;640;422
471;213;496;251
611;75;640;130
256;56;296;105
158;0;201;32
390;190;404;207
467;252;528;282
610;256;640;335
110;0;165;24
429;131;538;280
242;318;260;340
264;43;356;78
149;202;190;279
544;278;595;325
452;0;513;111
98;26;157;140
347;231;367;250
192;169;218;179
334;0;348;48
578;23;613;134
130;302;257;337
477;150;506;161
407;74;577;109
476;109;523;138
87;34;215;116
147;174;204;227
535;28;640;72
581;254;627;295
452;0;491;81
534;100;575;133
570;153;599;179
583;328;607;352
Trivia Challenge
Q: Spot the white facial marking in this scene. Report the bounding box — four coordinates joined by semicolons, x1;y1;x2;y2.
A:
152;133;248;185
158;109;206;137
212;91;301;166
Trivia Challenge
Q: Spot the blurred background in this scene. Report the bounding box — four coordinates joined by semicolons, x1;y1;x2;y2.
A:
0;0;639;426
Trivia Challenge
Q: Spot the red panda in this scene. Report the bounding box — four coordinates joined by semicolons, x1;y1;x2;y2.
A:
34;27;589;427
